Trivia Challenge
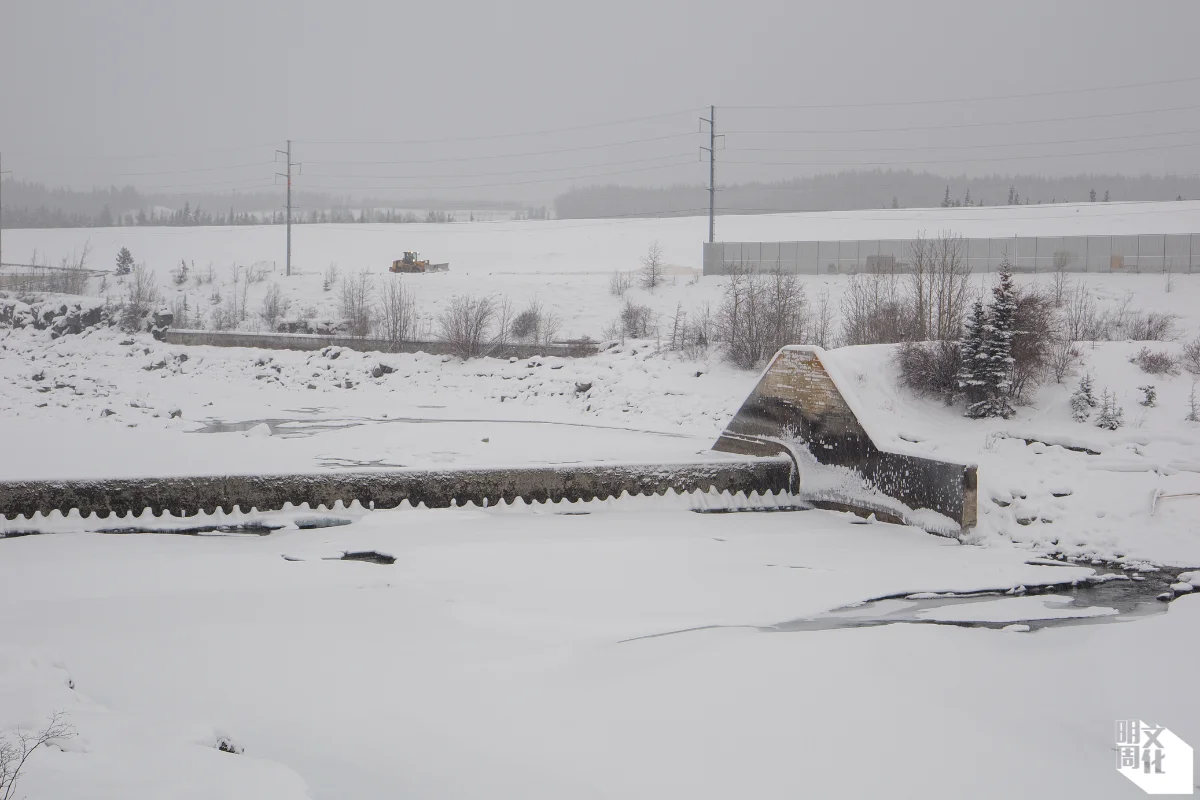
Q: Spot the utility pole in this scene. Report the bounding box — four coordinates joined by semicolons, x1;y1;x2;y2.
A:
0;153;10;267
699;106;722;244
276;140;300;276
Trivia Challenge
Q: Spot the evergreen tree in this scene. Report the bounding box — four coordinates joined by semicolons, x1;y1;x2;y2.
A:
1103;190;1110;202
891;197;899;209
957;299;987;410
1138;385;1156;407
1008;186;1016;205
1070;372;1097;421
115;246;134;275
1095;389;1124;430
942;186;951;207
1089;188;1097;202
964;188;971;206
969;261;1017;419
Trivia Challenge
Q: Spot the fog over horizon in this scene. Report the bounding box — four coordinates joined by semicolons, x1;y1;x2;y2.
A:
4;0;1200;205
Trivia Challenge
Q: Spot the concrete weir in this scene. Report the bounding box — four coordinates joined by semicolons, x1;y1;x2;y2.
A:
0;460;795;521
714;346;978;533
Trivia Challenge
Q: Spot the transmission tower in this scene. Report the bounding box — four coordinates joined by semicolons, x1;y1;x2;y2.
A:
276;141;301;276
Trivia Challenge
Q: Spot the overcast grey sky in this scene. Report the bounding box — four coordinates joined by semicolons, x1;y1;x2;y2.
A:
4;0;1200;201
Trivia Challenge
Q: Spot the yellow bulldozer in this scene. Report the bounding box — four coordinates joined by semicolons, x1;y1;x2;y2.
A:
390;251;449;274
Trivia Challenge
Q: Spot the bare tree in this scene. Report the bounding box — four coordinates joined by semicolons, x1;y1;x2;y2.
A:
259;282;289;331
1051;251;1072;307
839;270;909;346
810;286;834;348
1048;336;1083;383
1;711;76;800
717;265;807;369
120;262;162;332
608;270;633;297
907;231;971;341
437;294;499;359
1064;284;1098;343
376;276;417;348
638;241;666;291
339;269;374;338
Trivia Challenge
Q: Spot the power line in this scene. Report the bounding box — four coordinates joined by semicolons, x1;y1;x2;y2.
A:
294;108;704;146
725;128;1200;155
722;138;1200;170
301;132;698;166
303;152;695;181
4;142;280;162
299;158;698;192
30;160;277;179
723;74;1200;111
723;103;1200;137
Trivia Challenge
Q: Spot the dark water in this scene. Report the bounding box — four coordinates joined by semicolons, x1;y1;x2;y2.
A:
772;565;1193;633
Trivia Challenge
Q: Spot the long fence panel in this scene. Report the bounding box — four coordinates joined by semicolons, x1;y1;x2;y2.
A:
703;234;1200;275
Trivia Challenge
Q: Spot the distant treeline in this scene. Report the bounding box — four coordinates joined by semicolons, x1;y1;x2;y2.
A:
0;181;530;229
553;170;1200;218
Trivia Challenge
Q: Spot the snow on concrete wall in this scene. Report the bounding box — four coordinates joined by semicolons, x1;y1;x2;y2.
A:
713;346;978;531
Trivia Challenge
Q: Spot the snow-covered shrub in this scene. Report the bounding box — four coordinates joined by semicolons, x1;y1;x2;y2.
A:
1187;382;1199;423
617;298;657;340
1124;311;1178;341
376;276;418;347
1008;285;1057;400
339;270;374;338
119;262;162;333
170;260;189;286
717;265;807;369
1064;285;1099;342
1129;347;1180;376
1182;337;1200;375
608;270;633;297
1138;385;1157;407
1070;373;1098;422
1095;388;1124;430
839;270;910;346
1048;336;1083;383
510;297;560;345
259;282;290;331
437;294;500;359
897;340;961;403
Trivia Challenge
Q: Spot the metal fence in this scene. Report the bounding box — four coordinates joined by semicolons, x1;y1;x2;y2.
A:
702;234;1200;276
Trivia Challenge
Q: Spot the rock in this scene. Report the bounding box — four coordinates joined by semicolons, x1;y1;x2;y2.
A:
1170;582;1193;593
1177;571;1200;585
370;362;395;378
243;423;271;437
168;408;182;419
574;381;593;394
214;734;243;755
1156;592;1174;602
1001;624;1031;632
99;408;115;418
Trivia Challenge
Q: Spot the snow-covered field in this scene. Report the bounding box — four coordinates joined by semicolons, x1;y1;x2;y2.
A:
3;204;1200;798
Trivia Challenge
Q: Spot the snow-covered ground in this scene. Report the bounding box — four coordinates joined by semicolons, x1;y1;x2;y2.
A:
3;205;1200;798
3;506;1198;799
